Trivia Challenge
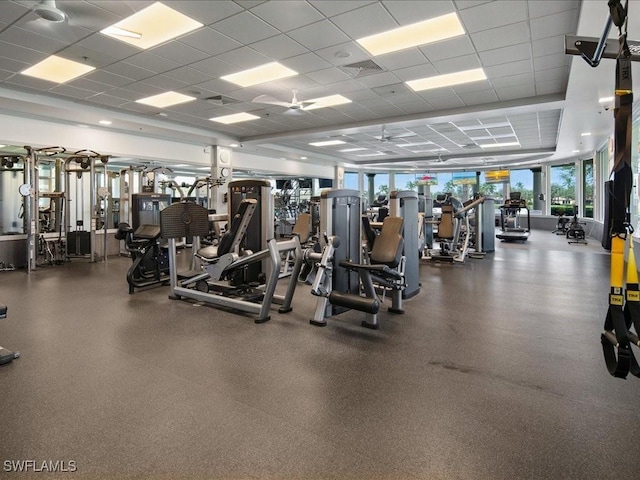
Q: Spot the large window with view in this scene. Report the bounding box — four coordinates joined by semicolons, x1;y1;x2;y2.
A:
550;163;576;216
582;159;594;218
509;169;534;211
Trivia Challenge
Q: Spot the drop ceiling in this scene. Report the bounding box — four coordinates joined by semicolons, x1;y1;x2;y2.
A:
0;0;636;172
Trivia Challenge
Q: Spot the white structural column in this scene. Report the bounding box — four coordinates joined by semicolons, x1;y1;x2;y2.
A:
210;146;232;216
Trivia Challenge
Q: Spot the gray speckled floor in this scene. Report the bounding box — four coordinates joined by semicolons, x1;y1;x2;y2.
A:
1;231;638;479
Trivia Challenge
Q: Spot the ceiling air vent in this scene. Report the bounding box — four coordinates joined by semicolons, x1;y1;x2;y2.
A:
205;95;239;105
341;60;384;78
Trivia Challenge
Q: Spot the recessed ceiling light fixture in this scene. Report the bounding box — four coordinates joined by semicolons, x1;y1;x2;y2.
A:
21;55;95;83
399;142;434;148
100;2;202;49
309;140;346;147
599;96;614;103
99;120;112;125
136;91;195;108
209;112;260;124
406;68;486;91
357;12;464;56
300;156;308;160
581;132;592;136
221;62;298;87
303;94;352;110
229;143;239;148
479;141;520;149
339;147;367;152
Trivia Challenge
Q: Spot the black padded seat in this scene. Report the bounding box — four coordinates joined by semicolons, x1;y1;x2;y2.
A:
369;216;404;267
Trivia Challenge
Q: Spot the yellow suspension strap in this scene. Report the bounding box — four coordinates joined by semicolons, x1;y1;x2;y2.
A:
624;234;640;376
602;231;632;378
601;2;633;378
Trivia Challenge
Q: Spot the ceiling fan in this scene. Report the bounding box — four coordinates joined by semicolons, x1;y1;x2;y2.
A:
375;125;416;142
252;89;315;115
27;1;141;39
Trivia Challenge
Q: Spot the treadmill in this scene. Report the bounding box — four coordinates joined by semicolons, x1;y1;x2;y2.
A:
496;192;530;242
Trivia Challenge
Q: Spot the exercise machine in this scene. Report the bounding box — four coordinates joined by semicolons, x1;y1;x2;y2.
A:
423;193;485;263
496;192;530;242
0;303;19;365
161;200;302;323
308;189;362;326
115;223;170;293
328;216;406;329
389;190;420;298
566;207;587;245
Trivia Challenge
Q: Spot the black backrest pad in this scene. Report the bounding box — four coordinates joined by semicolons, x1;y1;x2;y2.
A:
160;202;210;239
216;199;257;255
134;224;161;240
370;216;404;267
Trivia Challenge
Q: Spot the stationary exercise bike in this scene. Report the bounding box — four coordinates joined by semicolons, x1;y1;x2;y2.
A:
566;207;587;245
115;223;170;294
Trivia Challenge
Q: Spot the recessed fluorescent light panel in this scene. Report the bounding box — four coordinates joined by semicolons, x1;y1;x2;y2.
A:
309;140;346;147
339;147;367;152
479;142;520;149
98;120;112;125
357;152;387;157
209;112;260;124
399;142;434;148
406;68;486;92
357;12;464;56
136;91;195;108
581;132;591;136
599;96;614;103
21;55;95;83
100;2;203;49
304;94;352;110
221;62;297;87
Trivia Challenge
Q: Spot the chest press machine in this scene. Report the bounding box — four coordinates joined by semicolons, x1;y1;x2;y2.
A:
160;198;303;324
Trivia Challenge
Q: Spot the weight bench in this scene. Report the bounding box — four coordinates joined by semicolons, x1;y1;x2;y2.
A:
331;216;406;329
0;303;19;365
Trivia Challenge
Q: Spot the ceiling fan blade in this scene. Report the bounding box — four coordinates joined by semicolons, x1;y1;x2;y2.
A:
252;95;291;108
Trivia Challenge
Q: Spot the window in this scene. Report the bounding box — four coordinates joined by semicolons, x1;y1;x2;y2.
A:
582;159;594;218
510;169;534;211
550;163;576;216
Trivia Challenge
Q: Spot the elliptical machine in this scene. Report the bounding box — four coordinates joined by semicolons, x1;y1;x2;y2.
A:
115;223;170;294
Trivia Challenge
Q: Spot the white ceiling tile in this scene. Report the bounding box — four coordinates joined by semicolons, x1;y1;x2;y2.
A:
278;75;321;91
86;93;129;108
484;59;532;78
490;72;534;88
249;35;308;60
0;41;47;64
0;27;68;55
532;35;565;58
305;68;353;85
0;57;33;74
190;57;237;77
150;41;210;65
383;0;456;25
163;0;244;25
458;89;499;106
125;52;181;74
470;22;531;52
104;62;155;81
50;84;96;100
194;78;246;95
164;67;212;86
217;47;271;69
66;77;112;93
287;20;351;51
212;11;280;44
0;1;29;23
56;45;121;69
479;43;532;67
319;78;369;95
85;70;133;88
330;3;397;38
359;97;394;109
180;27;243;56
355;72;401;89
0;69;15;82
250;1;324;31
375;49;428;71
433;54;481;74
393;64;438;82
528;0;580;19
74;33;140;60
533;53;569;71
309;1;376;17
140;75;190;92
281;52;332;74
531;9;579;40
4;74;55;91
535;67;569;83
459;1;528;33
419;36;475;63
